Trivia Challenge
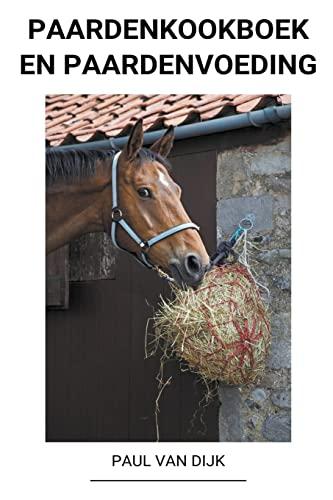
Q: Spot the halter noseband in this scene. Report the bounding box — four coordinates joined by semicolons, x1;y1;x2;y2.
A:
110;151;200;269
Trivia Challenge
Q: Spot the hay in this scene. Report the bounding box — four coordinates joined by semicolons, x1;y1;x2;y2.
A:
152;263;271;385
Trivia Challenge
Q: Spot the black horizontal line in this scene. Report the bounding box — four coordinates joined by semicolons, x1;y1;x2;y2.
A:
90;479;247;482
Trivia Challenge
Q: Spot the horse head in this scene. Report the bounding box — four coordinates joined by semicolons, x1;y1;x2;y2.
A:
110;119;210;287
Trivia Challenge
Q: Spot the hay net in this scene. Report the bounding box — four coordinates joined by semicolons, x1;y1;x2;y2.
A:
150;262;271;386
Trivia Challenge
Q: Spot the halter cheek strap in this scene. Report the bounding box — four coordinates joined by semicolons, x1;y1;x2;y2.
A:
110;151;200;269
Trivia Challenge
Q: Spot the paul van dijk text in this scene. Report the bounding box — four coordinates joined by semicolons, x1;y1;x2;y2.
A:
111;454;225;467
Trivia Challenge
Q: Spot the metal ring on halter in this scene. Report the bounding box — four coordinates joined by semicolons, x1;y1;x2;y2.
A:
111;207;123;222
139;240;149;250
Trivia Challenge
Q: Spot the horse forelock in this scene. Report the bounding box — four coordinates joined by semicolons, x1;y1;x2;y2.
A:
137;148;172;172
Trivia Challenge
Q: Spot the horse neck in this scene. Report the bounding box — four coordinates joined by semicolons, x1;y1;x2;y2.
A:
46;179;111;254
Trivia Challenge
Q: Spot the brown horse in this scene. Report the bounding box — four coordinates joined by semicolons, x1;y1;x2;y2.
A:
46;120;209;287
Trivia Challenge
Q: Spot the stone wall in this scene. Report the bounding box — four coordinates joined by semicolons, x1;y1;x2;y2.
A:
216;128;291;442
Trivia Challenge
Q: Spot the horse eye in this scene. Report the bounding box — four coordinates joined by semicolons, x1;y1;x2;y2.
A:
137;187;151;198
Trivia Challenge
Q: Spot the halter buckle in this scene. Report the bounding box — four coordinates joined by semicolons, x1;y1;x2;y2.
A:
111;207;123;222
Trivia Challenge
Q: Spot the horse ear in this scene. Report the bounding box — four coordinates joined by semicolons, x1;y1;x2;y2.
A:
150;126;175;157
125;119;144;160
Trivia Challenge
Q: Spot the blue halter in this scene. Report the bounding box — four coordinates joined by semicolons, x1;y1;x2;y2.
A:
110;151;200;269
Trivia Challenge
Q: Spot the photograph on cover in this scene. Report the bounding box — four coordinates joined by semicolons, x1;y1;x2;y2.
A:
46;94;291;442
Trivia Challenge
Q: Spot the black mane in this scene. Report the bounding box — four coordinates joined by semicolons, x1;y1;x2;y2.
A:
46;147;117;185
46;145;171;185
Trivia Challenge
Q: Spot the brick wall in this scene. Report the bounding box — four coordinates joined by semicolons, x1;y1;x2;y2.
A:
216;130;291;442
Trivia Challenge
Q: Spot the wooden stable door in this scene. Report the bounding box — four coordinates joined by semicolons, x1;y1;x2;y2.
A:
46;149;218;441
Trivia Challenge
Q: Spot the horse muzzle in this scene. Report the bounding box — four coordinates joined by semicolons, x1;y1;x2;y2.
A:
169;253;208;288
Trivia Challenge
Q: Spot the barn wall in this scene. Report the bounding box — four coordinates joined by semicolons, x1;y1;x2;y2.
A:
216;126;291;441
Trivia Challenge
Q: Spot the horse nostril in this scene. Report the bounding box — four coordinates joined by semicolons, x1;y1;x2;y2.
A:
185;254;202;276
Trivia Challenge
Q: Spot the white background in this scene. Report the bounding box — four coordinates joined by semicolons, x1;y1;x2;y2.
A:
1;1;332;498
